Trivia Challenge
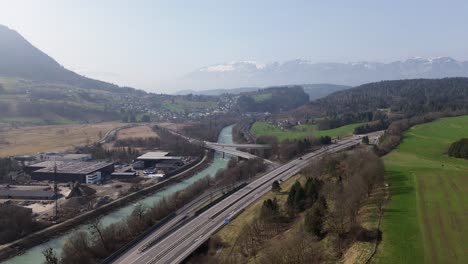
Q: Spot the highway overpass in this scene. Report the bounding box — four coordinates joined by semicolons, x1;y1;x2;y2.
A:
204;142;271;149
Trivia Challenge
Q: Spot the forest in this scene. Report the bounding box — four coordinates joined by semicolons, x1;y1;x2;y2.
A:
236;86;310;113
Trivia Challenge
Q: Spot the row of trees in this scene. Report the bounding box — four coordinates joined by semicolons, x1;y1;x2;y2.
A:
0;204;46;244
354;119;390;134
113;126;205;157
179;115;238;142
120;114;151;123
213;158;266;188
76;144;140;163
49;177;212;264
375;111;465;155
255;135;331;161
0;157;20;183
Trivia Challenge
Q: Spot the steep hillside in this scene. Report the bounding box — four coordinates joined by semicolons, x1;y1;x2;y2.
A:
0;24;134;93
0;25;148;125
288;78;468;122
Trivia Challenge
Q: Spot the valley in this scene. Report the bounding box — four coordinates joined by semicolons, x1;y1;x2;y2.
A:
1;6;468;264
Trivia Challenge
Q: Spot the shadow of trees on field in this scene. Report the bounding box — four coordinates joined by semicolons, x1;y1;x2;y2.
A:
386;170;415;195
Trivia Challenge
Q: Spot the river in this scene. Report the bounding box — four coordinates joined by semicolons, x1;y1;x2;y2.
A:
5;125;234;264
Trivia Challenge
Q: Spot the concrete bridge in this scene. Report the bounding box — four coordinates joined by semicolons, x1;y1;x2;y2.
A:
203;142;271;149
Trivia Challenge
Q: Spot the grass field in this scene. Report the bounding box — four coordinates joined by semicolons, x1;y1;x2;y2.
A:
115;125;159;140
251;121;362;141
0;122;125;157
253;92;272;102
374;115;468;264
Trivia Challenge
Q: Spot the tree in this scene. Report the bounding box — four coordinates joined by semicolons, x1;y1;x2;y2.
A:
362;136;369;144
287;181;306;211
271;180;281;193
304;177;322;205
88;217;109;253
140;115;151;123
304;206;324;238
320;136;332;145
260;198;280;222
129;114;137;123
42;247;59;264
0;83;5;94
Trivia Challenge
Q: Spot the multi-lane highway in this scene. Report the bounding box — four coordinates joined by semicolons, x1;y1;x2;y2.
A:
113;133;381;264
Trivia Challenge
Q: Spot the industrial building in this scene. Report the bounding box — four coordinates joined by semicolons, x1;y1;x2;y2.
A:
135;151;183;169
111;172;137;180
28;161;114;183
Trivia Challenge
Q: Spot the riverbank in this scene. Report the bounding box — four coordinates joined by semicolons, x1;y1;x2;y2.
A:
0;152;213;262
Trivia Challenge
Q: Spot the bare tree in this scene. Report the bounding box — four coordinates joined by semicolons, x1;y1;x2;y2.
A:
88;216;109;253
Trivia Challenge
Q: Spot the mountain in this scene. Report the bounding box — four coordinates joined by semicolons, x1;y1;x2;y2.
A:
182;58;468;90
0;25;145;125
0;24;133;92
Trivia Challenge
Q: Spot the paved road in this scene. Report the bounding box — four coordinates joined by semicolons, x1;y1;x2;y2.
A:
113;133;380;264
164;126;274;162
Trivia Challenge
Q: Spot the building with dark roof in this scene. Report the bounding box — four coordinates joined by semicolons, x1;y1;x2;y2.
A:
136;151;182;169
29;161;114;183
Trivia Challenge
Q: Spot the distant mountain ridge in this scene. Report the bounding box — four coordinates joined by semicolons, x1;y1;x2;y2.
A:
0;24;134;93
183;57;468;89
176;83;350;101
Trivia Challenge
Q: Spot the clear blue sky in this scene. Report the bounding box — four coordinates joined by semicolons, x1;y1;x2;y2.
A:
0;0;467;92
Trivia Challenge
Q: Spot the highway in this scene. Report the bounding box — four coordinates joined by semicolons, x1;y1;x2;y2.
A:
113;133;379;264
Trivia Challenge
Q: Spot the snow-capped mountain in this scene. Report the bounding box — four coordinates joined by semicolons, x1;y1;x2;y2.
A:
180;57;468;90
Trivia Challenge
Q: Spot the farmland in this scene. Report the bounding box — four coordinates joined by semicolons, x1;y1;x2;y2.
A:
0;122;125;157
251;121;362;141
115;125;159;140
374;115;468;264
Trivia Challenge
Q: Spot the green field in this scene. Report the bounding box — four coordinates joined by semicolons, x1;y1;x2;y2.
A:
374;115;468;264
251;121;362;141
253;92;272;102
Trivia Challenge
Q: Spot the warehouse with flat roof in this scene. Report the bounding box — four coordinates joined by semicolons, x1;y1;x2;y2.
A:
29;161;114;183
135;151;183;169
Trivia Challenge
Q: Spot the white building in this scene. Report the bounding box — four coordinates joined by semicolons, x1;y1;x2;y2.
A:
85;172;102;184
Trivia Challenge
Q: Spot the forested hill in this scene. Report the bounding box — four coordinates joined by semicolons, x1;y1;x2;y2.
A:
0;24;137;93
291;78;468;119
236;86;310;113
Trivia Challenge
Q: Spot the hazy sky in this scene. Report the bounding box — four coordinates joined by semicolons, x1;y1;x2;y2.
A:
0;0;467;92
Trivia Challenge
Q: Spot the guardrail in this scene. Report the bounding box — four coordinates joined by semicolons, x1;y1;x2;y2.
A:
102;212;177;264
